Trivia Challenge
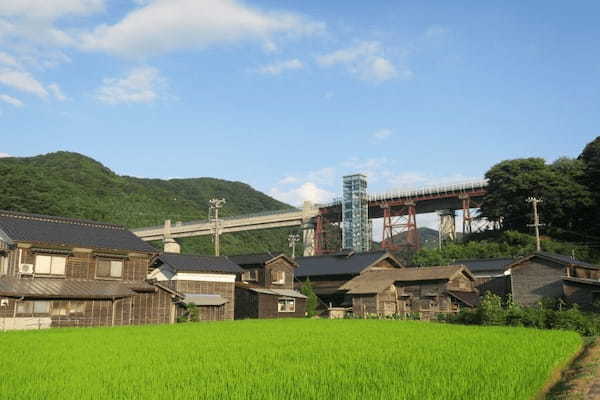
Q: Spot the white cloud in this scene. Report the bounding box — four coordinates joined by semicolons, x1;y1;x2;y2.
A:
257;58;303;75
80;0;324;57
0;152;11;157
47;83;67;101
0;52;18;67
95;66;166;105
278;176;299;185
0;94;23;107
317;41;408;82
0;68;48;97
0;0;104;19
371;128;392;142
307;167;336;186
270;182;334;206
387;172;478;190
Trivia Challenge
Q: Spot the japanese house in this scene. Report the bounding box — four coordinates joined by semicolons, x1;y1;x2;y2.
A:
339;265;479;318
148;253;242;321
453;257;514;296
0;210;178;330
294;250;403;307
230;253;307;319
505;252;600;309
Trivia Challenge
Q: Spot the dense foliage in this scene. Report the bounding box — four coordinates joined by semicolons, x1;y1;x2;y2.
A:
481;136;600;242
0;151;300;255
0;320;582;399
413;230;600;266
449;292;600;337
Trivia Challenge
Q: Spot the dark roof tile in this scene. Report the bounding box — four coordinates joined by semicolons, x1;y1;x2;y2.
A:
157;253;242;274
0;210;157;253
295;250;399;278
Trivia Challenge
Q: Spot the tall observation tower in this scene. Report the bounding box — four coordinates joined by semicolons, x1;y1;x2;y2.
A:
342;174;370;252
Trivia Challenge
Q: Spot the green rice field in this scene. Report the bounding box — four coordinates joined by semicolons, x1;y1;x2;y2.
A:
0;320;582;399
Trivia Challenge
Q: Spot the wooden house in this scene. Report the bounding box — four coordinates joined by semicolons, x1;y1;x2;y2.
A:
339;265;479;319
149;253;242;321
487;252;600;309
453;257;514;296
230;253;307;319
294;251;403;307
0;210;179;330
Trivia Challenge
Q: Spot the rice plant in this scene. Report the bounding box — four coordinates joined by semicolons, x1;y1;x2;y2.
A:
0;319;582;399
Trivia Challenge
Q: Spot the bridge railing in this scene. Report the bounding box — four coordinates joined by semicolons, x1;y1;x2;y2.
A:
132;207;303;232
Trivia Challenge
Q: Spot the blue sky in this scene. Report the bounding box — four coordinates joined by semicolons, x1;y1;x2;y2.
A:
0;0;598;210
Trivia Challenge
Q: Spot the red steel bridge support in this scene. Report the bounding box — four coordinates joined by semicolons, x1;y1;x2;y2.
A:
380;201;420;252
314;212;341;255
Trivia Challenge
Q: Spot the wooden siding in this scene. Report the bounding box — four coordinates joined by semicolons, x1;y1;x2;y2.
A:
475;276;510;298
264;258;296;290
563;281;600;311
163;280;234;321
234;287;259;319
511;259;565;306
257;293;306;319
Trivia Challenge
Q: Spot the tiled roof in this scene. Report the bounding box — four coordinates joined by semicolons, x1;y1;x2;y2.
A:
339;265;470;294
242;287;307;299
157;253;242;274
0;210;157;253
537;252;599;269
181;294;228;306
448;290;481;307
295;250;400;278
0;278;154;299
453;258;515;273
228;253;277;266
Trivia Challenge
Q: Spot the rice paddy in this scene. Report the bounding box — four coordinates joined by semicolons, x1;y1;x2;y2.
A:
0;319;582;399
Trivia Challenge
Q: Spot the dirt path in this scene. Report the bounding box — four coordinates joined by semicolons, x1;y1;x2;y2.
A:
547;338;600;399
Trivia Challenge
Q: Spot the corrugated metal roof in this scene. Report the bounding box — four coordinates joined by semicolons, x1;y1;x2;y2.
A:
340;266;471;294
295;251;398;278
182;294;228;306
157;253;242;274
0;278;147;299
0;210;157;253
244;287;307;299
537;252;600;269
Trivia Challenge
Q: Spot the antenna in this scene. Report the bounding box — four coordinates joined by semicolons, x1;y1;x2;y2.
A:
209;198;226;256
526;197;545;252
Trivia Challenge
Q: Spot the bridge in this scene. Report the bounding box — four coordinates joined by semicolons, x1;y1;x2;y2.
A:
132;177;489;256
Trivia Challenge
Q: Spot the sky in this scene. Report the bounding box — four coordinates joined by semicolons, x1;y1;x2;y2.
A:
0;0;599;220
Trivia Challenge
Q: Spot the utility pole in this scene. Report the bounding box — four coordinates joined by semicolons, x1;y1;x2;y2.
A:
209;198;226;256
288;233;300;258
526;197;545;252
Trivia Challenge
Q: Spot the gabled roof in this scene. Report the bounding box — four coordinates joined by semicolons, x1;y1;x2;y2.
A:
295;250;402;278
0;278;154;299
0;210;157;253
156;253;242;274
228;253;297;268
509;252;600;271
339;265;472;294
453;257;515;274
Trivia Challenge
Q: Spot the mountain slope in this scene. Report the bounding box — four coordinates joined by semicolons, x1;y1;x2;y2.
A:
0;152;297;255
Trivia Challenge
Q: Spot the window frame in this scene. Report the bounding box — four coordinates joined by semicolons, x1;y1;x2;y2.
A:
241;270;258;282
16;300;51;315
278;298;295;313
272;270;285;285
34;254;67;276
95;258;124;280
0;255;6;276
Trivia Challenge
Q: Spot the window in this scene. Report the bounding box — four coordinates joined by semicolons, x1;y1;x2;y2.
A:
272;271;285;285
69;301;86;315
51;302;68;317
96;259;123;279
241;270;258;281
278;298;295;312
35;255;66;276
0;256;6;276
17;301;50;315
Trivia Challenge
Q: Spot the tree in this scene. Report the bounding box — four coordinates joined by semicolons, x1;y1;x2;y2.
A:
578;136;600;234
300;278;319;317
480;157;591;233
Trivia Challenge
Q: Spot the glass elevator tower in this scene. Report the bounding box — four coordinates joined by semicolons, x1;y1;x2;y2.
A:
342;174;369;252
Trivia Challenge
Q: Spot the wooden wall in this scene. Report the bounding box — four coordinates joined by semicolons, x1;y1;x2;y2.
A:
264;258;296;290
162;280;234;321
563;281;599;310
257;293;306;319
511;259;565;306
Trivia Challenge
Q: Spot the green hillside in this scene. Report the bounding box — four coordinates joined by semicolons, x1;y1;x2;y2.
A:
0;152;299;255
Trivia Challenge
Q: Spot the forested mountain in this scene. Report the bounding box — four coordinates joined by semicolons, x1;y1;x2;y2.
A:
0;152;298;255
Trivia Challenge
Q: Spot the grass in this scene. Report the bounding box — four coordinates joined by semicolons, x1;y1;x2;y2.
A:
0;319;582;400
